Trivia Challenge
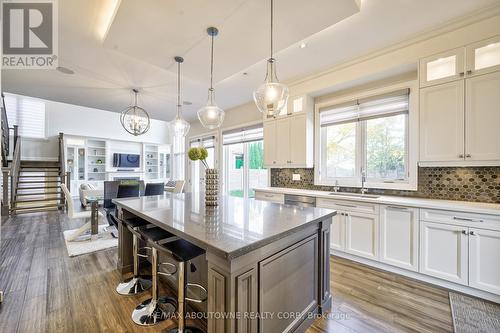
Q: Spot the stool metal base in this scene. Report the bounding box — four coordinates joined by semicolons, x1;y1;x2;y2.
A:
116;276;152;296
166;326;205;333
132;296;177;326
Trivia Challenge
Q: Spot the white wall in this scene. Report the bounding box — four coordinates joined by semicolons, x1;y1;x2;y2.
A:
16;97;171;160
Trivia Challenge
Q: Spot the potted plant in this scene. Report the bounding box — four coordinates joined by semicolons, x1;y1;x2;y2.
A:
188;147;218;206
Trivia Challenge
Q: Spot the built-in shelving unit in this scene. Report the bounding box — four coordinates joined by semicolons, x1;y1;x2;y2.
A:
144;144;159;180
87;139;107;181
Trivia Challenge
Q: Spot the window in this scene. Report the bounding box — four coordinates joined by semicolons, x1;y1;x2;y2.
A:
172;134;185;180
222;125;268;198
4;93;46;138
317;89;413;189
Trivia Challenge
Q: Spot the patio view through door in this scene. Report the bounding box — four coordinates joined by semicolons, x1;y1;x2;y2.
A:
223;126;268;198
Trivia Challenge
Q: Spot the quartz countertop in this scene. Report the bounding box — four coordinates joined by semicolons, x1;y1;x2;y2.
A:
113;193;336;259
254;187;500;216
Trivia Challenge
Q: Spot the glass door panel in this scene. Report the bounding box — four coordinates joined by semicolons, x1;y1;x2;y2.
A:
467;36;500;76
224;143;245;198
419;48;464;87
247;141;267;198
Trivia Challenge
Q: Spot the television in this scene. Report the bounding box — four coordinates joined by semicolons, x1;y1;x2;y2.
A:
113;153;140;168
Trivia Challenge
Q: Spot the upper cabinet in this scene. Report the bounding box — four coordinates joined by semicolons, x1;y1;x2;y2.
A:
466;36;500;77
419;35;500;166
263;95;314;168
420;48;465;87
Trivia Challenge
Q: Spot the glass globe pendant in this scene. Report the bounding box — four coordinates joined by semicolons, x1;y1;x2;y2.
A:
120;89;151;136
253;0;289;117
198;27;224;129
169;56;190;137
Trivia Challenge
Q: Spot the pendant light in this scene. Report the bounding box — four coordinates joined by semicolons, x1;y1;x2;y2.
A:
197;27;225;129
253;0;289;117
120;89;151;136
169;56;190;137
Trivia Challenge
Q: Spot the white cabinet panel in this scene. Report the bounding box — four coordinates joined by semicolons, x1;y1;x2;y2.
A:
345;212;379;260
289;114;307;166
275;118;290;165
419;81;465;162
254;191;284;204
420;222;468;285
330;212;345;251
380;206;419;271
469;228;500;295
419;48;465;87
465;71;500;161
467;36;500;76
263;121;276;166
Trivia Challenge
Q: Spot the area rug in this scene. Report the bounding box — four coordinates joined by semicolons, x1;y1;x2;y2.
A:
449;291;500;333
63;225;117;257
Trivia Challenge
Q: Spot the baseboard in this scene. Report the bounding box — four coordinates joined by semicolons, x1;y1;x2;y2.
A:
331;250;500;304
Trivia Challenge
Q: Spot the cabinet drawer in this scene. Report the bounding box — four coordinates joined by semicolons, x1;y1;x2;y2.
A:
420;209;500;231
317;198;379;215
254;191;285;204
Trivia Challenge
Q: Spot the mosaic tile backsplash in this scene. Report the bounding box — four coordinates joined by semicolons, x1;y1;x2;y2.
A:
270;167;500;204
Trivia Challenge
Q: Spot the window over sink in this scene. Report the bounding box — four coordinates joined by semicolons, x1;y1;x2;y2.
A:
315;82;418;190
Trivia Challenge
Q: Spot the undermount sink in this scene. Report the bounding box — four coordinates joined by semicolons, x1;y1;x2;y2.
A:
327;192;380;199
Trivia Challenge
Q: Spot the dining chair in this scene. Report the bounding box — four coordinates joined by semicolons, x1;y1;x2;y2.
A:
144;182;164;196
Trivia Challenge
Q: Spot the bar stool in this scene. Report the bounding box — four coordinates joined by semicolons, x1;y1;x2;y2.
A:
132;227;180;326
161;239;207;333
115;216;157;296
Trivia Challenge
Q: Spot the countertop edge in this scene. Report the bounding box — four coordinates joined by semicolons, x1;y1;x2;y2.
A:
113;198;337;260
254;187;500;216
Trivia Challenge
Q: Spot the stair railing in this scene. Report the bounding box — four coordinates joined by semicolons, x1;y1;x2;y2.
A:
6;135;21;215
58;132;68;209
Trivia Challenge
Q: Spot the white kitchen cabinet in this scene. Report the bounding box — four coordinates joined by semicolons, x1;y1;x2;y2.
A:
466;35;500;77
275;118;290;165
419;81;465;162
254;191;284;204
468;228;500;295
345;211;379;260
379;205;419;272
330;212;345;251
465;71;500;161
286;95;313;115
263;113;313;168
419;48;465;87
419;221;468;285
263;121;276;166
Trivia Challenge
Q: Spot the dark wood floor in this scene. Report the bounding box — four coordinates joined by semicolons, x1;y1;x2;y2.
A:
0;211;453;333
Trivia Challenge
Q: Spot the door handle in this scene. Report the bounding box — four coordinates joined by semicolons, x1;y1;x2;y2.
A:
453;216;483;223
387;206;408;211
336;203;356;208
466;70;473;75
458;154;464;158
462;230;469;235
469;231;476;236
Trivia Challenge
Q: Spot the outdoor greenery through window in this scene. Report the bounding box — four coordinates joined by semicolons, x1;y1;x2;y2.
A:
319;90;409;186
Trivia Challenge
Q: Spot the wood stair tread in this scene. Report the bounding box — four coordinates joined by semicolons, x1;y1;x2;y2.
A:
18;180;61;184
17;186;61;190
16;191;61;196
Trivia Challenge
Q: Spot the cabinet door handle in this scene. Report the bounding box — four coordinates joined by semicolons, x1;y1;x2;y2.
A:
453;216;484;223
459;72;465;77
466;70;473;75
465;154;471;158
458;154;464;158
462;230;469;235
470;231;476;236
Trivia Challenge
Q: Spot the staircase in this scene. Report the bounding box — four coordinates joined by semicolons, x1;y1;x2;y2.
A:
12;160;64;214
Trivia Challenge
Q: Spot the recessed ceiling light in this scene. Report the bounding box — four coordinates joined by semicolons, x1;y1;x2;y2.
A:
299;42;307;49
56;66;75;75
242;72;248;76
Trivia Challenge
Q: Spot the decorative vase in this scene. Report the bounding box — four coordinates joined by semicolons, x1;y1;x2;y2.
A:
205;168;219;206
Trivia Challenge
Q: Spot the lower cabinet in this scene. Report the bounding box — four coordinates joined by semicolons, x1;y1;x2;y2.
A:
469;228;500;295
419;221;468;285
379;205;419;272
344;211;379;260
330;212;345;251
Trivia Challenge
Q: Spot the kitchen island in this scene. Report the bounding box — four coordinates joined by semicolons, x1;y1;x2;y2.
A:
113;193;336;333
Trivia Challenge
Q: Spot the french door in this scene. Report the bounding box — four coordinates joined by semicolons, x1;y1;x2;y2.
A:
222;126;268;198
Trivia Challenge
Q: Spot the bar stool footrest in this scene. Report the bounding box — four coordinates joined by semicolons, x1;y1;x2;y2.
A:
185;283;208;303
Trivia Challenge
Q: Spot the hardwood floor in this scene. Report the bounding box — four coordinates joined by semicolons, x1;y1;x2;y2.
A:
0;211;453;333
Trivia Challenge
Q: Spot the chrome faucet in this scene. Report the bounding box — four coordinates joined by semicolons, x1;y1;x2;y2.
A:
333;180;340;193
360;171;368;195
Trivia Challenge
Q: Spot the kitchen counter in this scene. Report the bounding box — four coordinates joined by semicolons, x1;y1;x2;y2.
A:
254;187;500;215
113;193;335;332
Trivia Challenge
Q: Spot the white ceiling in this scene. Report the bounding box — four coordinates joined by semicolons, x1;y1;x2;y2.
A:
3;0;500;123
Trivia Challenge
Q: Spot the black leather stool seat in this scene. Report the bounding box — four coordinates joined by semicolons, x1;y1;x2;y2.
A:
140;227;175;242
123;217;150;229
159;239;205;262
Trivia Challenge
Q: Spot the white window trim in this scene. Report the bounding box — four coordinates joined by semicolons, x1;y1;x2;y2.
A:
314;80;419;191
186;131;219;192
